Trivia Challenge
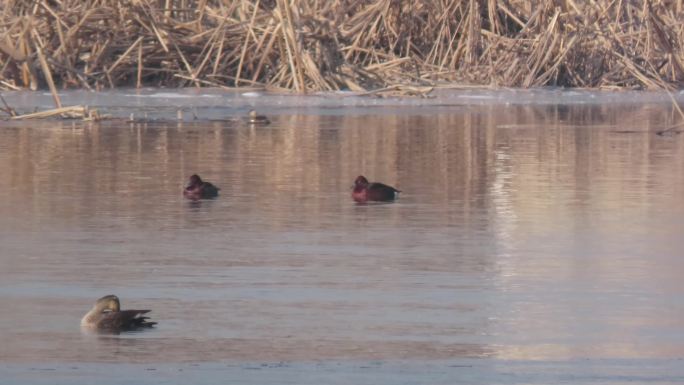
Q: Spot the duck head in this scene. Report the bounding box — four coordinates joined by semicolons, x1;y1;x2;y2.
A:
95;294;121;312
186;174;203;189
354;175;370;189
81;294;121;327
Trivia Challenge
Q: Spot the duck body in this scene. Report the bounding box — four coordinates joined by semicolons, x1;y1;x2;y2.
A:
352;175;400;203
183;174;219;200
81;295;156;332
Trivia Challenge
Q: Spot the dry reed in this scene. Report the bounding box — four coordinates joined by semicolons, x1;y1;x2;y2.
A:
0;0;683;93
9;105;100;120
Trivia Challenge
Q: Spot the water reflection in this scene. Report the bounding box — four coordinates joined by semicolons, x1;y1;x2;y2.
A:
0;102;683;365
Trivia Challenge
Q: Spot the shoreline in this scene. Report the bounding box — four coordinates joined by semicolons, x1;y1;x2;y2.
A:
0;88;682;135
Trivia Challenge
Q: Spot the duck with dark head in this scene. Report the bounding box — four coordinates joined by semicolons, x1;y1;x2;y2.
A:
183;174;219;200
352;175;401;203
81;295;156;333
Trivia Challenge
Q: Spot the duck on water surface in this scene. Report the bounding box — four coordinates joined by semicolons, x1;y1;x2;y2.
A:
352;175;401;203
81;295;156;332
183;174;219;200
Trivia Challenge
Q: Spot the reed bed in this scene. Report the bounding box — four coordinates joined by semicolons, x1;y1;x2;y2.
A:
0;0;683;93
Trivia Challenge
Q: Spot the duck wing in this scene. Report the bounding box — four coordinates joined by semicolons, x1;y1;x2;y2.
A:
200;182;220;198
369;182;400;193
98;309;156;331
366;182;401;201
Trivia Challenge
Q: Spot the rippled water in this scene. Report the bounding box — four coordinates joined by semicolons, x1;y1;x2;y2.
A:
1;91;684;384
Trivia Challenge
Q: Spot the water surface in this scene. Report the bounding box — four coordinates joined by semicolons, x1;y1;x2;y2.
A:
1;90;684;383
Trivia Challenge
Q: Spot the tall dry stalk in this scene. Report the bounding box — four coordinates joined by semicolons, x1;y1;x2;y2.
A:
0;0;682;92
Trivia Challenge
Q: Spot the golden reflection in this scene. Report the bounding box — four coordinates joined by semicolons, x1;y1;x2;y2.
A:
1;105;683;232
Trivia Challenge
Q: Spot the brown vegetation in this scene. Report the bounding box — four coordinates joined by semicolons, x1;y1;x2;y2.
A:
0;0;683;93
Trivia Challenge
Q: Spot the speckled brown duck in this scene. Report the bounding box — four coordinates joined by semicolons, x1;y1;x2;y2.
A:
81;295;156;332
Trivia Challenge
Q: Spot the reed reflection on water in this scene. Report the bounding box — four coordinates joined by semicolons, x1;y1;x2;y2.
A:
0;102;683;365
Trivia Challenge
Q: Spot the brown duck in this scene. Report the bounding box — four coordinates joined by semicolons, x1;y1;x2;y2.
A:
81;295;156;332
352;175;401;203
183;174;219;200
247;110;270;125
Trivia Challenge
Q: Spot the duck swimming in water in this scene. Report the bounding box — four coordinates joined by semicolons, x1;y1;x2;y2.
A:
81;295;156;332
352;175;401;203
247;109;270;125
183;174;219;200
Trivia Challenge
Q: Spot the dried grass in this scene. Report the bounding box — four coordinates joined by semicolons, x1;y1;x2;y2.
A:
0;0;683;93
9;105;101;120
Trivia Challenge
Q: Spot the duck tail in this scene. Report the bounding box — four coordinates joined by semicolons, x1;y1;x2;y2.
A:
135;316;157;328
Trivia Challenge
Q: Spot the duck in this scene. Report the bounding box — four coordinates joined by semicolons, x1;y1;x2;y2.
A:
183;174;219;200
247;109;270;125
81;295;156;332
352;175;401;203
